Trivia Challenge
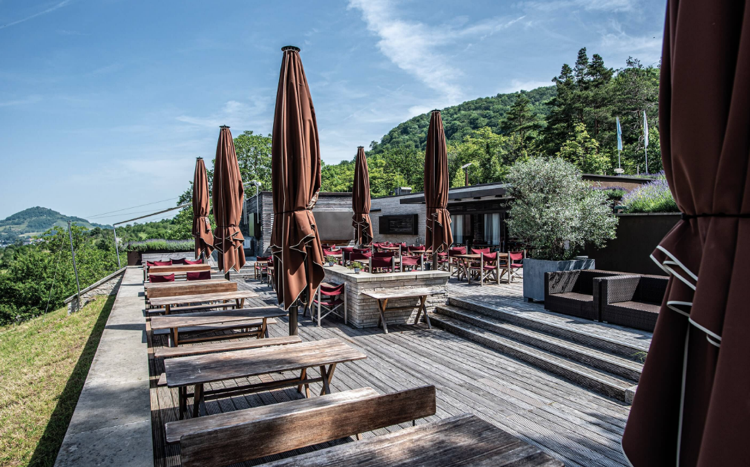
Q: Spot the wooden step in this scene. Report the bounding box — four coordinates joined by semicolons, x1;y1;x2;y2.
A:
447;296;649;360
430;314;637;403
435;305;643;382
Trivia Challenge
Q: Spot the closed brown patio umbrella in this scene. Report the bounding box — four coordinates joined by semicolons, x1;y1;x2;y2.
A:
352;146;373;246
424;110;453;267
622;2;750;466
192;157;214;260
212;126;246;275
270;46;325;335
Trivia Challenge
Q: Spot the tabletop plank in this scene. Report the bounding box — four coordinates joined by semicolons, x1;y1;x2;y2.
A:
150;307;285;330
164;338;366;388
148;264;211;274
263;413;564;466
148;290;258;307
361;288;437;300
144;279;228;289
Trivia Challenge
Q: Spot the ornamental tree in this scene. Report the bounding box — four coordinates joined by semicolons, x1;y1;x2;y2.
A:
506;157;617;261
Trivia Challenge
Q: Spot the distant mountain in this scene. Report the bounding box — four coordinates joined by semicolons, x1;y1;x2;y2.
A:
369;85;556;154
0;207;110;243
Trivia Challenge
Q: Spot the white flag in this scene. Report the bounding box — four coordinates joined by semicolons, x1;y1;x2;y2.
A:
643;111;649;148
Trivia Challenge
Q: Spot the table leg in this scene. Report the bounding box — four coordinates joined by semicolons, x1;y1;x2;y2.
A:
377;299;389;334
165;304;171;315
259;319;267;339
193;383;203;418
419;296;431;329
171;328;179;347
319;365;332;395
297;368;310;398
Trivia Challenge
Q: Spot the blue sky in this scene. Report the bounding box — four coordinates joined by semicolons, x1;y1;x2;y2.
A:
0;0;666;223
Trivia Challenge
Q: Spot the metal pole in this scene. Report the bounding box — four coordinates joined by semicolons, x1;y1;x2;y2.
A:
465;169;469;187
644;146;649;175
67;221;82;300
113;225;121;268
289;305;298;335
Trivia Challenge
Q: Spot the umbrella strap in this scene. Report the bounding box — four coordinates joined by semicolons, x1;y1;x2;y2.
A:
681;212;750;220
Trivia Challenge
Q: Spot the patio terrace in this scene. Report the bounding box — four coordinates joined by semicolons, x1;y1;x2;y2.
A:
148;272;650;467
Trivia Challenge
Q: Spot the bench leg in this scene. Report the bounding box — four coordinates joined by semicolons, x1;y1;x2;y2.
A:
193;383;203;418
178;386;186;420
297;368;310;398
419;296;431;329
171;328;179;347
377;299;389;334
319;365;332;396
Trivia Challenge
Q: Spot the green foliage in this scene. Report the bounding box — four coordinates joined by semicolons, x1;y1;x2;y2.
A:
234;131;273;191
124;240;194;252
506;157;618;260
621;173;678;213
448;127;523;185
556;123;610;174
0;226;123;324
0;207;109;244
541;50;660;174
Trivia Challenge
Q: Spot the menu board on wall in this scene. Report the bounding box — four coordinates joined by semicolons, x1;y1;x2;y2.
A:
379;214;419;235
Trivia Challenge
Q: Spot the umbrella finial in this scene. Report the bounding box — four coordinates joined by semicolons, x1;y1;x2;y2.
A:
357;146;364;149
282;45;301;52
196;156;203;160
220;125;230;129
431;109;441;113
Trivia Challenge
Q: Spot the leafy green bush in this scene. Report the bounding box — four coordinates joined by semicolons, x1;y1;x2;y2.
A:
621;173;678;213
124;240;194;252
506;157;618;260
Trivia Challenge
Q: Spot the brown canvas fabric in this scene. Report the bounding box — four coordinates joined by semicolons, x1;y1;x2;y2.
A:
211;126;246;272
270;46;325;309
622;2;750;466
352;146;373;246
424;110;453;253
192;157;214;259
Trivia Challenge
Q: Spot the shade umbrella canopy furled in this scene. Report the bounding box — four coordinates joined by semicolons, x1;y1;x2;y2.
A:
270;46;325;313
424;110;453;254
622;1;750;466
212;126;246;272
192;157;214;260
352;146;373;246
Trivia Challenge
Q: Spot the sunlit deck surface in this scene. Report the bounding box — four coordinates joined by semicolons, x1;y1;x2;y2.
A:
149;274;640;467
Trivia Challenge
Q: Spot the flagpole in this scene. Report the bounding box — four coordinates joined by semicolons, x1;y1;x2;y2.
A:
643;110;650;175
615;117;624;174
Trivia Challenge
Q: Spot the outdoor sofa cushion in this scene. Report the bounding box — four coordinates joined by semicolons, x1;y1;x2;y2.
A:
544;269;627;321
598;274;667;332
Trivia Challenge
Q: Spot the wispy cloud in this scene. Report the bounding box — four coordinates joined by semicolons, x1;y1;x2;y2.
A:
348;0;522;105
499;79;553;94
0;95;42;107
176;95;272;130
523;0;635;13
0;0;72;30
599;20;661;64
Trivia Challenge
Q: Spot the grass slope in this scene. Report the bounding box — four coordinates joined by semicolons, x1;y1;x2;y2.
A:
0;295;115;467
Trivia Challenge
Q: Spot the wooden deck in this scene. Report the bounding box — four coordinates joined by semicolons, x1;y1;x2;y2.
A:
149;276;637;467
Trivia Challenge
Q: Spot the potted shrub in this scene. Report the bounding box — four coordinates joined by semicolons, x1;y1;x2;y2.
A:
325;255;336;267
506;157;618;301
351;261;363;274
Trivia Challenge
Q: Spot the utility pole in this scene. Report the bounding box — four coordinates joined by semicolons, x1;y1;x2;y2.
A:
67;221;81;302
113;225;121;268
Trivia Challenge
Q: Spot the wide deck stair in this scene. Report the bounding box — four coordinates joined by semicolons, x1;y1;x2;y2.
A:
432;296;645;404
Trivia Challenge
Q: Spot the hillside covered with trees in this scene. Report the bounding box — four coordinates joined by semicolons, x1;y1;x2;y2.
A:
0;207;110;244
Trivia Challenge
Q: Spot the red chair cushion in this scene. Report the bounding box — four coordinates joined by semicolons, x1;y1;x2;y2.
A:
186;271;211;281
471;248;491;254
401;256;420;266
171;258;187;265
184;259;203;265
149;274;174;282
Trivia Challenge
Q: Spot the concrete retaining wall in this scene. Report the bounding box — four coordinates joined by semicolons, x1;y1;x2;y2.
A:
65;268;126;314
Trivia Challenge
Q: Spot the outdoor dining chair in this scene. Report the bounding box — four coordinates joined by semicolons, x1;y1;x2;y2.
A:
254;256;270;280
468;252;501;286
400;254;424;272
312;282;347;326
507;251;525;283
186;271;211;281
368;256;395;273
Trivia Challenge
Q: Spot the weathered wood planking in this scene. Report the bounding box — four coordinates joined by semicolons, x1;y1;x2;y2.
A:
149;264;211;274
147;282;237;299
154;335;301;359
262;413;563;467
148;290;259;308
164;338;367;388
150;308;285;330
145;279;228;289
176;386;436;467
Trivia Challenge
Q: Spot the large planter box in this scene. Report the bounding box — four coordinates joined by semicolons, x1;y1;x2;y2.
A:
523;258;595;302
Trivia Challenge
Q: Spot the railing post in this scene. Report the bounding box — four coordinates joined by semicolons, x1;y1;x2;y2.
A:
113;225;121;268
67;221;82;306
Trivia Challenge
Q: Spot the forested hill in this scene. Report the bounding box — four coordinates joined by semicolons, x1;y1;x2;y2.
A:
0;207;109;243
369;85;556;154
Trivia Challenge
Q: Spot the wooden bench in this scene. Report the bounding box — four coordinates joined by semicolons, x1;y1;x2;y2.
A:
151;307;285;346
148;264;211;274
154;335;302;386
360;288;435;333
146;281;236;299
166;386;436;467
262;413;564;467
164;338;366;419
148;290;259;314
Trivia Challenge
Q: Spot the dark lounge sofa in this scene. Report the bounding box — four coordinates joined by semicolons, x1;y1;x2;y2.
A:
543;269;626;321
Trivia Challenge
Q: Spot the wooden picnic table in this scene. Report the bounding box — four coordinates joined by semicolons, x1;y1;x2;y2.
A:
148;264;211;274
148;290;259;314
164;338;366;419
144;278;227;289
454;253;509;282
262;413;563;467
361;288;434;334
146;280;236;300
150;307;285;346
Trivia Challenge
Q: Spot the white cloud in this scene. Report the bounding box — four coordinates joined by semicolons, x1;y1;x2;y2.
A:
523;0;635;13
348;0;522;106
499;79;552;93
176;95;272;130
599;20;662;64
0;0;72;30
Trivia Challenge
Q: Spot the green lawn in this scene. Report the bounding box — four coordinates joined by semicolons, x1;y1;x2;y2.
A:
0;295;115;467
